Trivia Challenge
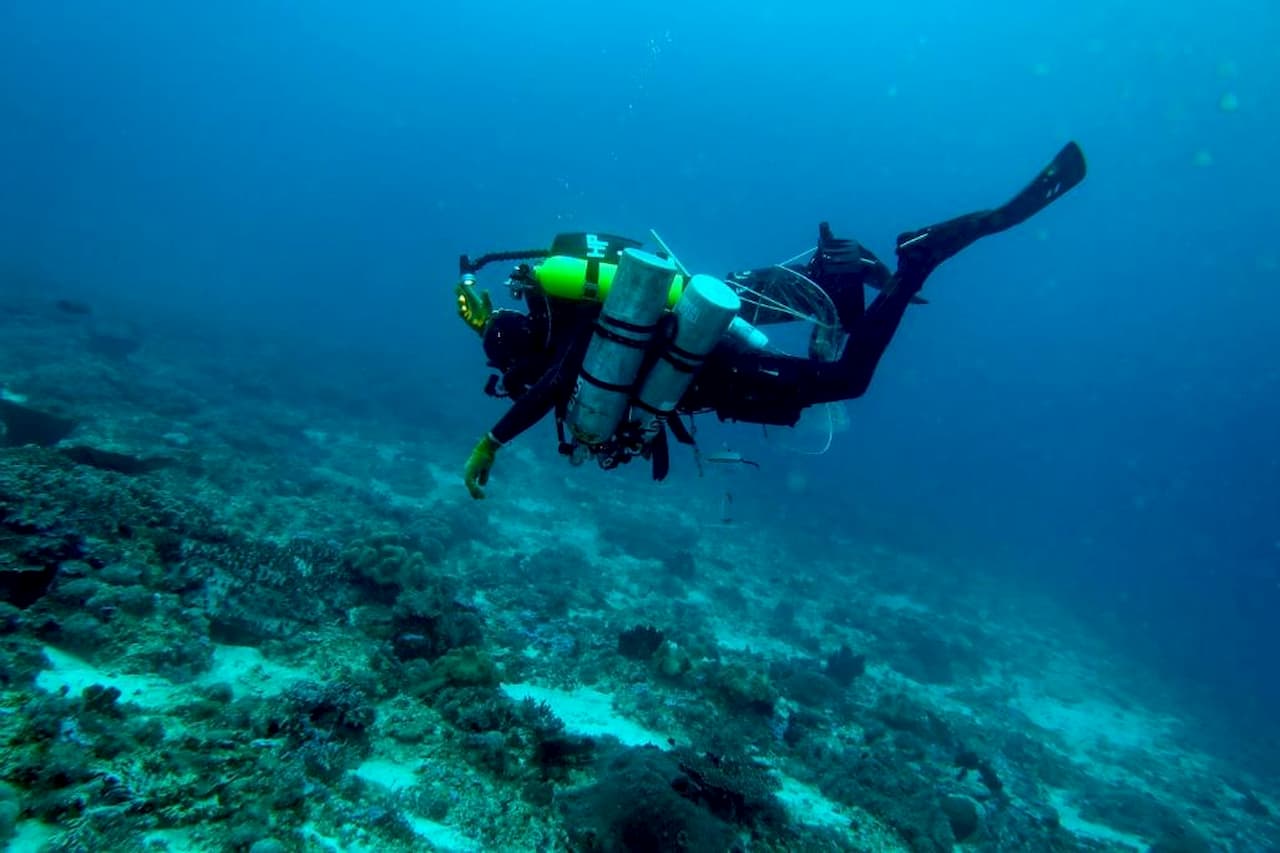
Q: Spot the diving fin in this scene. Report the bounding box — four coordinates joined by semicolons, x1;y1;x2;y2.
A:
989;140;1087;231
894;141;1088;288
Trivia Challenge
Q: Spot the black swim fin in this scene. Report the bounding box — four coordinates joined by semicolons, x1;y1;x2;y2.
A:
988;140;1087;231
894;141;1088;289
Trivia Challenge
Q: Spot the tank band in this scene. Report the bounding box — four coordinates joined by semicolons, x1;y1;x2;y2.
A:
592;319;657;350
658;348;703;374
578;368;634;395
667;340;705;364
656;334;707;372
632;398;674;417
600;313;659;335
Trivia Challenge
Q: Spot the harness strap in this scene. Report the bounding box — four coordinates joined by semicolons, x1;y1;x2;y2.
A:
667;414;696;446
650;422;670;481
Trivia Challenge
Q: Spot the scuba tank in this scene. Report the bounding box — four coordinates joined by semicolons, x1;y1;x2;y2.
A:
530;232;682;305
566;249;680;446
634;274;740;430
724;316;770;350
461;231;745;475
535;255;684;307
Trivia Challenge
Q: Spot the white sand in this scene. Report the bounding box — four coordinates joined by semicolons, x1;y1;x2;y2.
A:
501;682;670;749
35;643;311;711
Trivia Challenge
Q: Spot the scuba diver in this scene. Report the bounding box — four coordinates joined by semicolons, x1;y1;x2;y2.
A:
455;141;1087;499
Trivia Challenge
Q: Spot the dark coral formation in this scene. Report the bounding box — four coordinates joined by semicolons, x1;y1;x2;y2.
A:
57;445;175;475
617;624;665;661
0;399;77;448
824;642;866;686
560;747;738;852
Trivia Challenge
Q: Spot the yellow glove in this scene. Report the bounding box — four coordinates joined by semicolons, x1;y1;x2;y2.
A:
464;433;503;499
456;277;493;335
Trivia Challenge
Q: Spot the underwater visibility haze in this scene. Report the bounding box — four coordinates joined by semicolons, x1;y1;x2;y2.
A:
0;1;1277;851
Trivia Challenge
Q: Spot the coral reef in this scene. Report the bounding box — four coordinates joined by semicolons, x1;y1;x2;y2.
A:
390;580;484;662
343;531;438;594
0;299;1275;853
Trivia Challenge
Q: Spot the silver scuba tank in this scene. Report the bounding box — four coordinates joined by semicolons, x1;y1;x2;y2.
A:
724;315;769;350
634;274;740;430
567;248;678;446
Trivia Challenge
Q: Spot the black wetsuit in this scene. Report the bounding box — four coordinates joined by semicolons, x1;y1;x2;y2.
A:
483;141;1088;446
684;236;913;427
488;291;598;445
486;230;910;442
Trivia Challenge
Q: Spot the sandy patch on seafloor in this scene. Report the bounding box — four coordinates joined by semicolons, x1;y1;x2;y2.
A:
35;643;311;709
501;681;671;749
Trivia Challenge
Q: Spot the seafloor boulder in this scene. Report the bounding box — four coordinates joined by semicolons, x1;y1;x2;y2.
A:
0;398;76;447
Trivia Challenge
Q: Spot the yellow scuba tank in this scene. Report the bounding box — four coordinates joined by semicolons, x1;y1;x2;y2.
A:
534;255;684;306
530;233;684;306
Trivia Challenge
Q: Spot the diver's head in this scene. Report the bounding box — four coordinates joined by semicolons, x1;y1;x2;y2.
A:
482;309;536;371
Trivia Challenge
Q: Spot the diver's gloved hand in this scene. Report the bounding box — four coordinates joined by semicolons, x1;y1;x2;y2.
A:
463;432;503;499
456;278;493;335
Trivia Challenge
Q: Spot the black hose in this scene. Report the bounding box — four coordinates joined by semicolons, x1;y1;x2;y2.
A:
459;248;551;275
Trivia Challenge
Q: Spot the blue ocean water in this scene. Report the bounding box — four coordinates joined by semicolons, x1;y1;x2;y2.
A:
2;1;1277;849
